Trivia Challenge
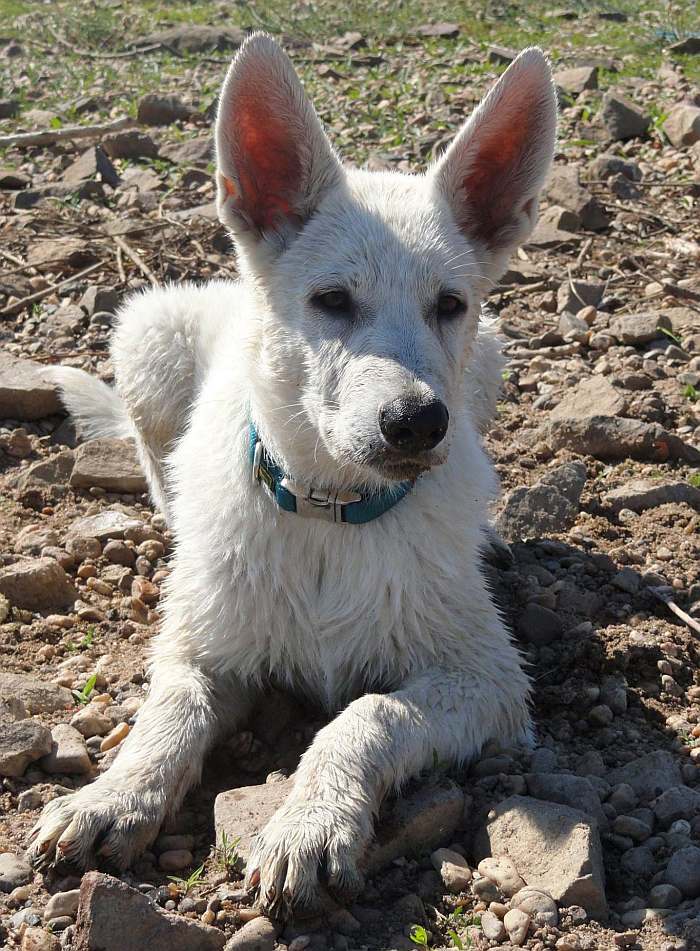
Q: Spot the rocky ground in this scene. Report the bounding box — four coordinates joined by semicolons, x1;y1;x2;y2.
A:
1;1;700;950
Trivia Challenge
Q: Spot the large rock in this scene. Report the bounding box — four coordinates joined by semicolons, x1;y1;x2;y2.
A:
607;751;683;800
664;104;700;148
139;25;245;53
609;311;673;345
0;719;53;777
475;795;607;920
214;776;465;874
0;353;62;420
604;479;700;513
497;461;587;542
525;774;608;829
27;238;95;271
546;416;700;463
67;510;145;543
41;724;92;775
550;377;626;422
0;672;72;714
70;438;147;494
0;557;77;609
73;871;226;950
545;167;609;231
601;93;650;140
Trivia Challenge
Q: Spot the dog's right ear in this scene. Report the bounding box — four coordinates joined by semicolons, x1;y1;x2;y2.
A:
215;33;343;252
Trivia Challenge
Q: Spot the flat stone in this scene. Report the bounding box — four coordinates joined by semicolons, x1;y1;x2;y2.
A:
70;439;147;494
601;93;650;140
138;25;245;53
0;719;53;778
0;558;77;610
16;451;76;493
0;853;32;892
41;724;91;775
664;104;700;148
552;377;626;424
0;673;72;715
665;846;700;898
607;751;683;800
102;130;158;161
27;238;95;271
62;146;119;188
137;94;193;126
610;311;673;345
214;776;465;875
546;416;699;463
73;871;226;950
487;44;517;65
159;136;212;166
604;479;700;513
497;461;587;542
526;206;581;247
525;773;608;829
16;525;60;554
0;353;62;420
475;795;608;920
554;65;598;95
67;511;145;543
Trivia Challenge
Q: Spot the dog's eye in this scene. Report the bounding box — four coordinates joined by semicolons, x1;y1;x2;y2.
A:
436;294;465;319
312;290;351;313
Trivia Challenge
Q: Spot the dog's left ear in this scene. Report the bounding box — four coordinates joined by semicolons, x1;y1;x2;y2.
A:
432;48;556;271
215;32;343;251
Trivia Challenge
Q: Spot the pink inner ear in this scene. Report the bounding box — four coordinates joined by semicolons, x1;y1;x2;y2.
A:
461;108;532;246
232;89;303;232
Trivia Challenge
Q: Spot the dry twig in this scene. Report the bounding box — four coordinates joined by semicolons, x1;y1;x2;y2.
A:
0;117;135;150
0;262;104;316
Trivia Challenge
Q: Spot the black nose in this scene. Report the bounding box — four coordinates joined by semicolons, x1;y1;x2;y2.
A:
379;397;449;453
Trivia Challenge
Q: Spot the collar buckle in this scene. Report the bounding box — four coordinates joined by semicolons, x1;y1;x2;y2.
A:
281;478;362;523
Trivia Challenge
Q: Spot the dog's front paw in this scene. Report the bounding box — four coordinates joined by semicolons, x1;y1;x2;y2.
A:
246;799;368;918
27;779;164;871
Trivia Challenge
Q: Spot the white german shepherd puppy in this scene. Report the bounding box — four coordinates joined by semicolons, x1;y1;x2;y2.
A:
29;33;556;918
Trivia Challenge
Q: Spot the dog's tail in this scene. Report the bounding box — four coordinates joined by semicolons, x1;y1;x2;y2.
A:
48;366;133;440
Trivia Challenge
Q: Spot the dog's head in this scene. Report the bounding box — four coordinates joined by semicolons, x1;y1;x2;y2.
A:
215;33;556;489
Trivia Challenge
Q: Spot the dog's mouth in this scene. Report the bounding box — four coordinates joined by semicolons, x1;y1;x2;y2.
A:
365;449;446;483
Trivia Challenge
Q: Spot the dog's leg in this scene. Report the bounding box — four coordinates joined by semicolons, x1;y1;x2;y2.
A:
28;663;249;870
248;623;530;918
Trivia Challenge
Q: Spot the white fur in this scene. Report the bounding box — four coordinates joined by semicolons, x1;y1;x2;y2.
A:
30;34;556;918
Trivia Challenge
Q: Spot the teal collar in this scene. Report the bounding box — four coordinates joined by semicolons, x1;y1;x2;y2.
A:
249;422;412;524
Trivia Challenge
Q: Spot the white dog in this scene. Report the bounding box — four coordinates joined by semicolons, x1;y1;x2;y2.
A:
29;33;556;919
